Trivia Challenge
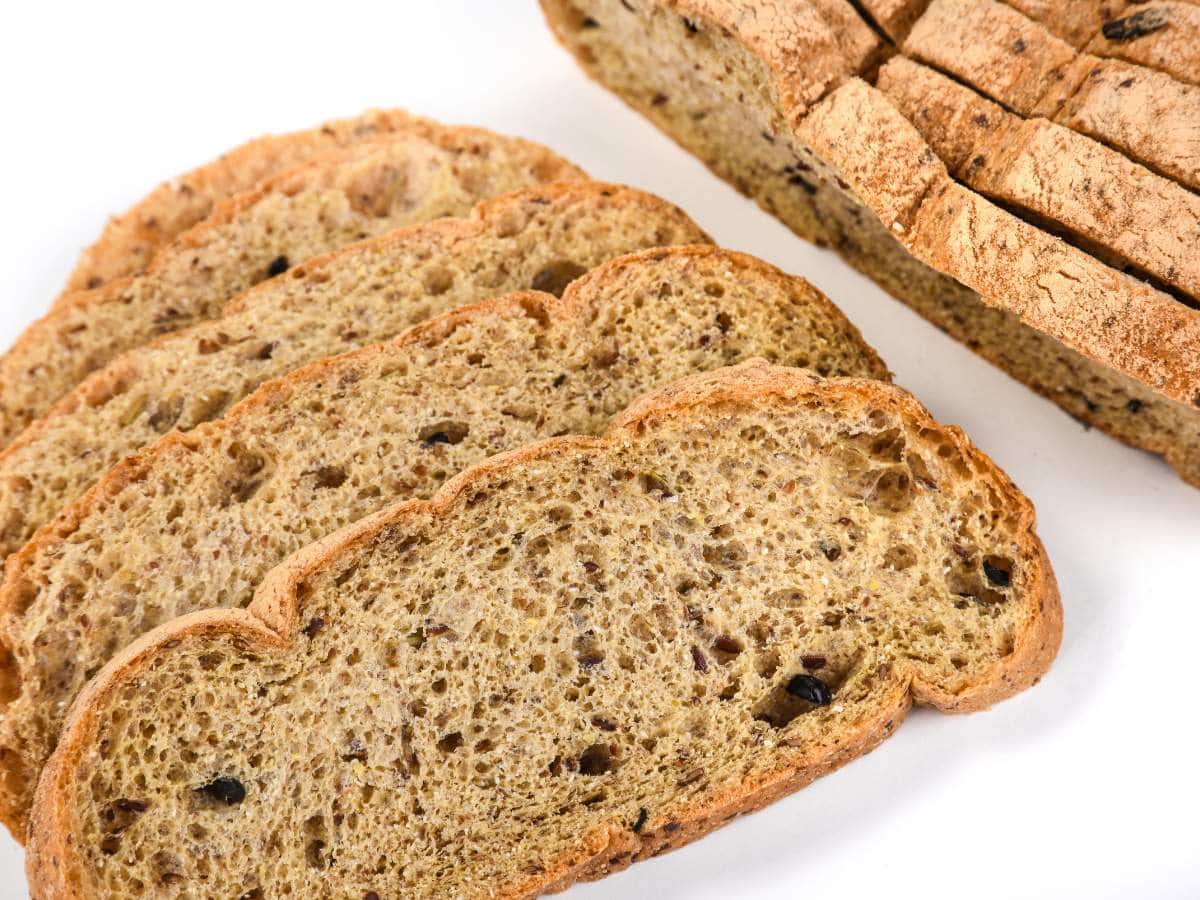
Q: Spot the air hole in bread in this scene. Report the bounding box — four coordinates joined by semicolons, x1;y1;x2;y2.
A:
418;421;469;446
531;261;588;297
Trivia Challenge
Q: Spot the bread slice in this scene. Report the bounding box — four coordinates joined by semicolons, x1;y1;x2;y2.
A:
0;182;705;559
0;124;584;449
0;244;887;839
540;0;1200;486
27;361;1061;899
62;109;452;298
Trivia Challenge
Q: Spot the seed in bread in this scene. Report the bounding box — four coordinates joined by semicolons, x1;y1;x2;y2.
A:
26;362;1061;899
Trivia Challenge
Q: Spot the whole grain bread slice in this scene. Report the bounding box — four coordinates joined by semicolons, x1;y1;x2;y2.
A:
0;124;584;449
27;361;1060;899
61;109;441;298
0;182;704;559
541;0;1200;486
0;245;887;839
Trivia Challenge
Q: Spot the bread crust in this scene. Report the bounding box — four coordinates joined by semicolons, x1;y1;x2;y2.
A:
27;361;1061;898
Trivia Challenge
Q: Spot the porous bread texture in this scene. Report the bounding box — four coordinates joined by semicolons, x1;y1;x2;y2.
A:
0;245;887;838
539;0;1200;485
0;125;584;449
0;182;706;558
61;109;427;298
28;362;1061;899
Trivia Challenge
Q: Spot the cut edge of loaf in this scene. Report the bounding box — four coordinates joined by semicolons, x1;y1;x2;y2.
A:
27;360;1062;898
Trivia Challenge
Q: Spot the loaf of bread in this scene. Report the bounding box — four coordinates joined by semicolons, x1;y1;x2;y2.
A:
27;361;1061;898
0;121;584;448
0;182;705;558
59;109;432;299
0;245;886;837
540;0;1200;485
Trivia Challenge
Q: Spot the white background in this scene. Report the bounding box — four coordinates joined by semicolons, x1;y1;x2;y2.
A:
2;2;1198;897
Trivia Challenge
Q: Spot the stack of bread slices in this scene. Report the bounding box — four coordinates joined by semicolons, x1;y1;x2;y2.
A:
1;109;1060;898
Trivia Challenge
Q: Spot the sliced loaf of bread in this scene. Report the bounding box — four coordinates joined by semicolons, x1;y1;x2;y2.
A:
60;109;430;298
0;245;887;836
27;361;1061;899
0;182;704;558
541;0;1200;486
0;125;584;448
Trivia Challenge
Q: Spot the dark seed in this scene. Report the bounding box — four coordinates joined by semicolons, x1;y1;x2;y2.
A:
591;716;618;732
632;808;648;832
683;17;698;32
1011;37;1026;53
302;617;324;638
788;174;818;194
266;255;289;277
820;541;841;562
114;798;148;814
801;655;827;671
690;645;709;673
1126;398;1143;413
553;373;567;387
365;893;381;900
196;777;246;805
651;92;669;106
786;674;832;705
664;821;681;832
581;16;599;28
983;559;1012;588
1103;9;1169;41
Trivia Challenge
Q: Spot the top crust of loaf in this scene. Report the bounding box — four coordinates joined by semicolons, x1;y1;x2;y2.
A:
61;109;429;298
542;0;1200;410
28;361;1061;899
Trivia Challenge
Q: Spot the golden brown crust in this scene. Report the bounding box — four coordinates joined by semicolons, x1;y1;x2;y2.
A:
28;362;1061;898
